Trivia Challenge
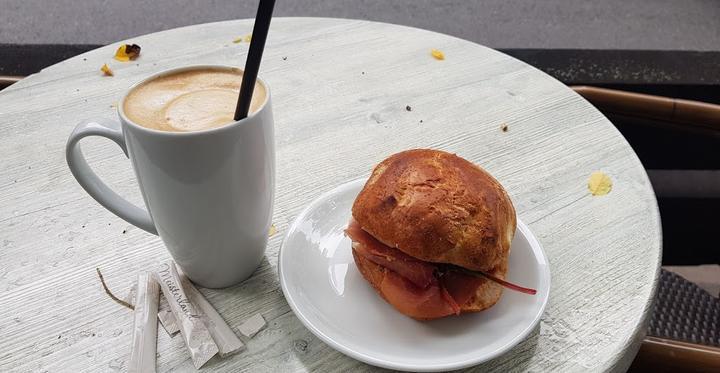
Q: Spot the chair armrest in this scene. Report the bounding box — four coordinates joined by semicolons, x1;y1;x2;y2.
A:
572;85;720;132
0;75;23;90
632;337;720;372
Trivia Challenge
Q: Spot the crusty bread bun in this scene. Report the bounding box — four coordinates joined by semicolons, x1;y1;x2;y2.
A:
353;250;506;318
352;149;516;273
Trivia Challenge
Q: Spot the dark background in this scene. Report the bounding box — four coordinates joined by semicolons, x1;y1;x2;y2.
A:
2;0;719;49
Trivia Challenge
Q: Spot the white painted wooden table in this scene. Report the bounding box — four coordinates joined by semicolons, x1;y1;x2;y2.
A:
0;18;661;372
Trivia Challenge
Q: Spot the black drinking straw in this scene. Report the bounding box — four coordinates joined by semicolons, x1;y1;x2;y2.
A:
234;0;276;120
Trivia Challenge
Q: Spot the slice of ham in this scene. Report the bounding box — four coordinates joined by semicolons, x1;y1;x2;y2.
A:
346;219;536;319
346;219;475;315
438;269;487;307
379;270;459;319
346;220;437;289
440;285;462;315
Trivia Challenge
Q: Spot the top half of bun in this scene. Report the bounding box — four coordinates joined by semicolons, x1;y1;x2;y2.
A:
351;149;516;272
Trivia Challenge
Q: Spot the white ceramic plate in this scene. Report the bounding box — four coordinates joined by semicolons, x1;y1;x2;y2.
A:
278;179;551;372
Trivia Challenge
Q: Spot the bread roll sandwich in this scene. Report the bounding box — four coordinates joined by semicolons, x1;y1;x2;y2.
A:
346;149;535;320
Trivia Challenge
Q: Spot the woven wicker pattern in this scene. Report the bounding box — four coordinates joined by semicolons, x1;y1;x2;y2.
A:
649;269;719;346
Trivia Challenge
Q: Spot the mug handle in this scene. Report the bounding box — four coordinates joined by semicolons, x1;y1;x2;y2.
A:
65;118;158;235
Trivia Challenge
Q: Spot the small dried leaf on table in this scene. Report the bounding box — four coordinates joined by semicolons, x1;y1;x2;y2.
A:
100;64;113;76
588;171;612;196
430;49;445;60
114;44;141;62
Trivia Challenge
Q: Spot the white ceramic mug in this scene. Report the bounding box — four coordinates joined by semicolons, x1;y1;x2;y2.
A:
66;65;275;288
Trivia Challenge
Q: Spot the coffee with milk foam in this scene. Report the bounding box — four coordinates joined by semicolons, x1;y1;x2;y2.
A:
123;68;266;132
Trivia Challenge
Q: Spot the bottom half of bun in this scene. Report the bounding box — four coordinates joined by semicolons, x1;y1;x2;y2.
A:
352;249;505;320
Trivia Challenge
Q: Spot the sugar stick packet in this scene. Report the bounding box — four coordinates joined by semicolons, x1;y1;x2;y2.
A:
128;273;160;373
157;308;180;336
127;282;180;337
177;268;246;356
155;261;218;369
124;283;137;305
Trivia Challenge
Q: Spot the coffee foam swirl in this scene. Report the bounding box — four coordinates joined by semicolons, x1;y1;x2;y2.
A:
123;68;266;132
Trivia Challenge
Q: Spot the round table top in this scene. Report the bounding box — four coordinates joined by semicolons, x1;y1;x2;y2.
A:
0;18;661;372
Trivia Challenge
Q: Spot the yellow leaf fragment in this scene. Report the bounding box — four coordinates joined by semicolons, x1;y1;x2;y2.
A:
232;37;243;43
100;63;114;76
430;49;445;60
244;34;253;42
268;224;277;237
588;171;612;196
114;45;130;61
114;44;141;62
